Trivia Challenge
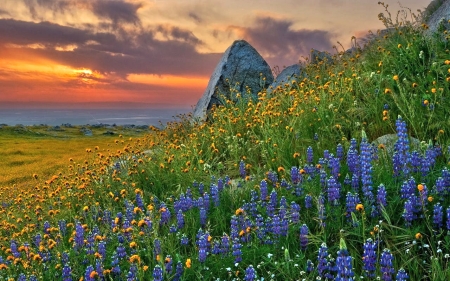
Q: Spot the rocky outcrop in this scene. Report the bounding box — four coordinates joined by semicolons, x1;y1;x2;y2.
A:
193;40;273;121
310;49;333;65
267;64;304;94
425;0;450;35
372;134;420;156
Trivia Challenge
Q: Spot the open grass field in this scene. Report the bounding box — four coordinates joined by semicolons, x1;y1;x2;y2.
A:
0;125;149;189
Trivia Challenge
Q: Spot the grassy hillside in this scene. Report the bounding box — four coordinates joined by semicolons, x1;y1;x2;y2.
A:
1;3;450;280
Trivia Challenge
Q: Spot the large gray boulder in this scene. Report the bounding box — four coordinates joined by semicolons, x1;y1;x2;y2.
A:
267;64;304;94
425;0;450;36
193;40;273;121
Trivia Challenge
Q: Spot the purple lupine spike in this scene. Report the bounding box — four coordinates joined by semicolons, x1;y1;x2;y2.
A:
84;265;95;281
239;160;246;179
306;259;314;273
220;234;230;255
198;182;204;195
433;203;443;230
291;166;300;184
153;238;161;258
260;180;268;201
290;202;301;223
396;268;409;281
360;138;374;203
172;261;184;281
380;248;395;281
335;248;354;280
320;169;327;189
363;238;377;278
164;255;173;274
307;146;314;164
17;274;26;281
351;174;359;192
347;138;360;176
198;235;208;263
329;157;341;179
210;184;220;207
336;143;344;161
200;207;207;228
393;116;410;178
300;224;309;250
447;207;450;231
270;189;278;209
377;184;387;216
317;243;329;278
62;263;72;281
230;215;240;241
153;265;163;281
410;151;421;173
345;192;359;219
305;194;313;209
74;222;84;250
244;265;257;281
327;176;341;206
135;193;145;211
403;199;415;226
177;209;185;229
232;238;242;263
435;177;446;199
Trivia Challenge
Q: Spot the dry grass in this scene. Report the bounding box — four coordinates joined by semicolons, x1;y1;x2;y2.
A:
0;125;148;189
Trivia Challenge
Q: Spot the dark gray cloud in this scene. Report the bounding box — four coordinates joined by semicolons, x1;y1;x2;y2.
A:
188;12;202;24
91;0;142;27
237;16;335;67
0;18;220;77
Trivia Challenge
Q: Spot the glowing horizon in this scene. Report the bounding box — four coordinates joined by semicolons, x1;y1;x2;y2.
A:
0;0;428;109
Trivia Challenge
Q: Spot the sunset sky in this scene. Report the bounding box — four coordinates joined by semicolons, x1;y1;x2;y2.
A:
0;0;427;110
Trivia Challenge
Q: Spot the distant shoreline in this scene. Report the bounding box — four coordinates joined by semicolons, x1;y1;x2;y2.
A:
0;108;192;127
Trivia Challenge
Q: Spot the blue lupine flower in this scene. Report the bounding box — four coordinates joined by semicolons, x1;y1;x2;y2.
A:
393;117;410;178
62;263;73;281
270;189;278;209
300;224;309;250
327;176;341;205
232;238;242;263
84;265;95;281
267;170;278;183
136;193;145;211
290;202;301;223
305;194;313;209
153;264;163;281
335;248;354;281
95;259;104;279
173;261;184;281
116;235;127;259
363;238;377;278
200;207;207;228
317;243;329;277
127;264;138;281
260;180;268;201
244;265;257;281
230;215;239;241
17;274;26;281
180;234;189;246
198;182;204;195
360;138;374;203
433;203;443;230
165;255;173;274
154;238;161;258
58;219;67;236
221;234;230;255
380;248;395;281
447;207;450;231
347;138;360;176
291;166;300;184
396;268;409;281
74;222;84;250
176;209;185;229
307;146;314;164
210;184;220;207
336;143;344;161
86;232;95;255
239;160;246;179
198;235;208;263
306;259;314;273
320;169;328;189
435;177;446;199
10;240;20;258
345;192;359;219
329;157;341;179
403;199;415;226
159;203;171;226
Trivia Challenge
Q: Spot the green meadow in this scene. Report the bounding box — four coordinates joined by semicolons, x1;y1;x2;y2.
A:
2;3;450;280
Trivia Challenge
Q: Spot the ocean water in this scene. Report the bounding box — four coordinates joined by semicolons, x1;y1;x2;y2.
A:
0;108;191;126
